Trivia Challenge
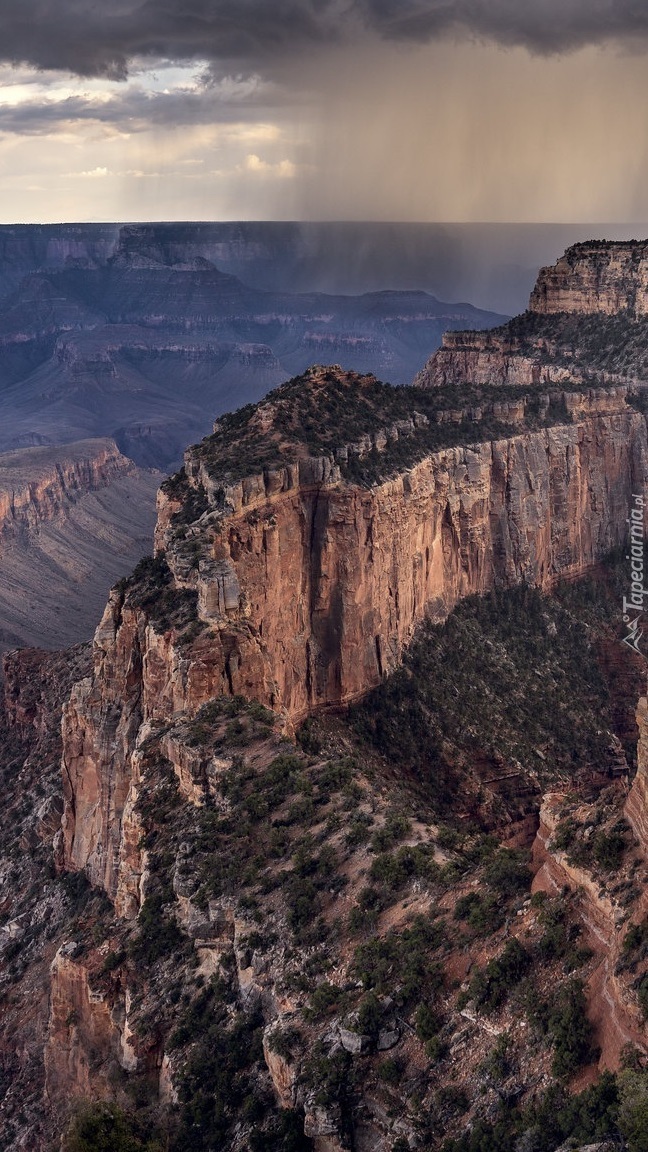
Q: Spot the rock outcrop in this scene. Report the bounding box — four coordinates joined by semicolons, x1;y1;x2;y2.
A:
40;239;648;1148
60;362;648;906
417;240;648;391
625;695;648;846
415;328;575;389
530;241;648;316
0;440;160;656
0;439;136;537
533;792;648;1070
45;943;136;1107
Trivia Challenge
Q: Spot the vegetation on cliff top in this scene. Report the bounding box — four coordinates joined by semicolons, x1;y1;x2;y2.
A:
484;308;648;381
351;552;644;820
160;363;603;492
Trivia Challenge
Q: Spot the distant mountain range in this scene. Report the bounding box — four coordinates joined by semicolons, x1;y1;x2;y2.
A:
0;223;507;470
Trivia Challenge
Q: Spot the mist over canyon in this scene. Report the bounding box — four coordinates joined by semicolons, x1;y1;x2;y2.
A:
0;222;509;472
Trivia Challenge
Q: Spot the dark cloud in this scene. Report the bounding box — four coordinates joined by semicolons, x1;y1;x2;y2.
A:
0;83;283;137
1;0;648;81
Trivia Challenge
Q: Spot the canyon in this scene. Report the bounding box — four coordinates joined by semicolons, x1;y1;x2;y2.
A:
0;225;506;661
0;439;160;657
60;375;648;913
2;239;648;1150
0;224;505;472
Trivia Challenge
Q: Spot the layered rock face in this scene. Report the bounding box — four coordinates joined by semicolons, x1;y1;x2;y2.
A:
417;240;648;390
161;398;647;719
0;440;160;654
55;241;648;1144
530;241;648;315
0;439;134;536
0;227;505;472
60;368;648;904
415;328;574;389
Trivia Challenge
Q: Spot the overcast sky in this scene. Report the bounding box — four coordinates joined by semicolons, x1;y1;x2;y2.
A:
1;0;648;223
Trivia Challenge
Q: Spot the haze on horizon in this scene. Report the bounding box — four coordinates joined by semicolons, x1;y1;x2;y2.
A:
1;1;648;225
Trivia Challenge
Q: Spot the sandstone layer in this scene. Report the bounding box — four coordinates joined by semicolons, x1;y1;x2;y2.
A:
60;368;648;904
416;239;648;391
530;241;648;316
0;439;160;655
0;439;136;535
414;328;575;389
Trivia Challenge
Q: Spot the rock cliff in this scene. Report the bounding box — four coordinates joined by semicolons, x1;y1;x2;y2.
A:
530;241;648;316
9;238;648;1150
625;695;648;849
0;439;135;536
59;361;648;907
416;240;648;392
0;440;160;655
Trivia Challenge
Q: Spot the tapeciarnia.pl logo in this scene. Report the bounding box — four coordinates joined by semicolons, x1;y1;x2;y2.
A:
622;493;647;654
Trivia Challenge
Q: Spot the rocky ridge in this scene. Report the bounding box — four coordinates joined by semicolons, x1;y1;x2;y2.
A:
0;231;506;471
4;240;648;1149
530;241;648;316
416;242;648;393
3;561;646;1152
0;440;160;656
0;439;135;534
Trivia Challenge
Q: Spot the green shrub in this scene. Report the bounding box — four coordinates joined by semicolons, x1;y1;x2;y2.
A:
470;939;531;1014
353;916;443;1008
548;979;596;1077
377;1056;404;1084
370;814;412;853
592;822;628;871
415;1003;443;1042
128;892;184;965
454;891;504;935
65;1103;164;1152
304;982;341;1019
483;849;531;897
619;1069;648;1152
356;992;383;1038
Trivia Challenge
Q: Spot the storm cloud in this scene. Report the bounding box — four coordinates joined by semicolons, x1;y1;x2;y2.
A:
2;0;648;80
0;80;281;136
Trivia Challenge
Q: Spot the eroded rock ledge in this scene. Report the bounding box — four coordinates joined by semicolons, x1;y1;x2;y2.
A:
60;361;648;905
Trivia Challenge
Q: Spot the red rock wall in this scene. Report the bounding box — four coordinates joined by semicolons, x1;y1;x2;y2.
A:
0;439;136;538
530;242;648;316
61;404;648;904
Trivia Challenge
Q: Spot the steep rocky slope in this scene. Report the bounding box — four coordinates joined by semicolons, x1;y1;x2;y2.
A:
0;644;92;1150
3;239;648;1150
416;240;648;391
0;440;160;655
1;561;645;1152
